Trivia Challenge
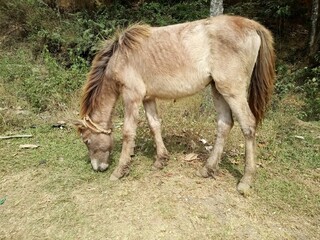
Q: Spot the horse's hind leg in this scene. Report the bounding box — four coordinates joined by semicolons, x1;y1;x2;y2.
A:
143;99;169;169
222;93;257;195
198;83;234;178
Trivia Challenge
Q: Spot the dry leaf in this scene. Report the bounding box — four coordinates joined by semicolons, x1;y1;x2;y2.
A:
184;153;198;161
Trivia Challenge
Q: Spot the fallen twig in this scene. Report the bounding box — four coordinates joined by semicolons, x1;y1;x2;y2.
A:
0;134;33;140
19;144;39;149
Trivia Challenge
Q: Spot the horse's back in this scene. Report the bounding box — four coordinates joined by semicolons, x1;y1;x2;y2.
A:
120;16;263;100
124;19;212;99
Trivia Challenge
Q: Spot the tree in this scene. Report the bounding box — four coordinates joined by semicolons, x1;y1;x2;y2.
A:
309;0;320;64
210;0;223;16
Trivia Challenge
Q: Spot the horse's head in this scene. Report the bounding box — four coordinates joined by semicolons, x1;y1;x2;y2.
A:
75;117;113;172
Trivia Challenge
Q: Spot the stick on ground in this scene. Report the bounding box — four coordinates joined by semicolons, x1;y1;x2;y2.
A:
0;134;33;140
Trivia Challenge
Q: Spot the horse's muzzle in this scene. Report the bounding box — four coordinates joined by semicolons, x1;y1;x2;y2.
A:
91;158;109;172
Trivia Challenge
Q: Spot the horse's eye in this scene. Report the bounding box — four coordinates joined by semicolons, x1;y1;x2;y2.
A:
84;139;91;145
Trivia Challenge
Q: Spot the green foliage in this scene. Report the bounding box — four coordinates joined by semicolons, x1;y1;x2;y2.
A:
0;49;85;112
0;0;318;121
0;0;210;113
275;62;320;121
22;48;85;111
274;63;296;96
22;0;209;69
226;0;307;19
134;1;209;25
0;196;6;205
298;67;320;121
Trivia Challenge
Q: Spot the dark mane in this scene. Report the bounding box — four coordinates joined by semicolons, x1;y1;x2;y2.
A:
80;24;151;117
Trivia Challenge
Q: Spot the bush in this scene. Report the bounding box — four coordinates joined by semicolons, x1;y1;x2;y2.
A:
0;48;86;112
298;67;320;121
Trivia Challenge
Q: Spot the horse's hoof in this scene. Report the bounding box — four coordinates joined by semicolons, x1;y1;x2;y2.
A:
152;160;165;170
109;174;120;181
110;168;124;181
237;182;252;196
152;155;169;170
196;166;217;178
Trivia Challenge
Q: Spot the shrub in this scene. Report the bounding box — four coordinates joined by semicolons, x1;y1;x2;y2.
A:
298;67;320;121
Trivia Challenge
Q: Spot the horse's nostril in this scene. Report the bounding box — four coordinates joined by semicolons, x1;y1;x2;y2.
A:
91;159;99;171
98;163;109;172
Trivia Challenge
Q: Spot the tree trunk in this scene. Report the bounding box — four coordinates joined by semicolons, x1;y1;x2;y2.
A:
309;0;320;63
210;0;223;17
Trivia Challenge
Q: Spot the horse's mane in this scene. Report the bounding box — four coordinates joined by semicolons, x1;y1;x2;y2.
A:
80;24;151;118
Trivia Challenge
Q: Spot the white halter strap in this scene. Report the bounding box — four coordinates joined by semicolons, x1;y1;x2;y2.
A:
82;116;112;135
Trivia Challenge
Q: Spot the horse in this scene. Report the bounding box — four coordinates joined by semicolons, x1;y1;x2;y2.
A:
75;15;276;195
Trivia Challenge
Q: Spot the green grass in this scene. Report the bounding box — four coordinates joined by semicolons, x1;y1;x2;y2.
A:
1;90;319;239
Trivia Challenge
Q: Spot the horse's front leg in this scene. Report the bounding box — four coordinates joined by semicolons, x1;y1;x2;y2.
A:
110;93;141;181
143;99;169;169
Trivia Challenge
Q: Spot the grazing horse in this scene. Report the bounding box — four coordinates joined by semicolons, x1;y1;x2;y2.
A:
75;15;275;194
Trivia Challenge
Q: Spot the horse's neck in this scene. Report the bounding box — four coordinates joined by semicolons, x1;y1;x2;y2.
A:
90;93;117;129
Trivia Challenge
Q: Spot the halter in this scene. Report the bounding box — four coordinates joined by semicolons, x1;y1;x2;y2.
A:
82;116;112;135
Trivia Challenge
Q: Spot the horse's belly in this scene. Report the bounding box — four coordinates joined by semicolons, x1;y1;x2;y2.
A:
145;72;211;99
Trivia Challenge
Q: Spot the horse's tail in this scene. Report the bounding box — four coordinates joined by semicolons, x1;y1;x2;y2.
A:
248;24;276;125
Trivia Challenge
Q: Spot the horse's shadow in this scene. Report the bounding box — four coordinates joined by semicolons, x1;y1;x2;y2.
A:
135;133;243;182
80;133;243;182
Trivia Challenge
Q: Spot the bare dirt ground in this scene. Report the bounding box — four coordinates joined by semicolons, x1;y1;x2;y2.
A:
1;158;318;240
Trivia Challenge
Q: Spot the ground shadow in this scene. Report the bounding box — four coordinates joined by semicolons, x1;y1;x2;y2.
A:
220;156;243;182
89;132;243;182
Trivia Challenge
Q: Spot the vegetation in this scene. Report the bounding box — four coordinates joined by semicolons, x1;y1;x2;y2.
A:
0;0;319;239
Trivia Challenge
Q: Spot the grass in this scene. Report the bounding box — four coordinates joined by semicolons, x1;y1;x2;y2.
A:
1;92;319;238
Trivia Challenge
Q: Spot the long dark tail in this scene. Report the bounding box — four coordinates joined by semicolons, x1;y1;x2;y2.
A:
249;25;276;125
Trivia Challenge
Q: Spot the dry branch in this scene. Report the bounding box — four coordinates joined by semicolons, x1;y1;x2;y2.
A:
0;134;33;140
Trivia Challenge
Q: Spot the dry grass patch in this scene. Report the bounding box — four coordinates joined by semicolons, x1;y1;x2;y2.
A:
1;93;319;239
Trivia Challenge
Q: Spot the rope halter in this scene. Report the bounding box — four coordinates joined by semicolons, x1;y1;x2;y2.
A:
82;116;112;135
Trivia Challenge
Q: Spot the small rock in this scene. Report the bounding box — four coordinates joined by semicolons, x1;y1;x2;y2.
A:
39;160;47;165
199;138;207;145
294;135;305;140
205;145;213;151
15;109;31;115
257;162;264;168
52;121;66;129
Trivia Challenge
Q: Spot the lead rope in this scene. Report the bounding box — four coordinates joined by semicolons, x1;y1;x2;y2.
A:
82;116;112;134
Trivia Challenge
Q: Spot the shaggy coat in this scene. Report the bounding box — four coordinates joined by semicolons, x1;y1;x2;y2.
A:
76;15;275;195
